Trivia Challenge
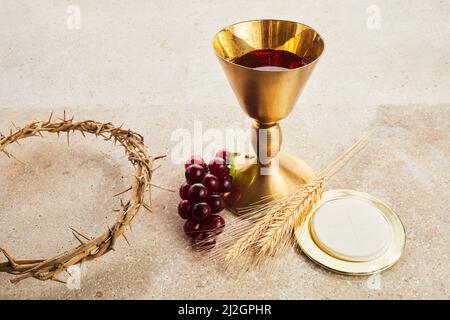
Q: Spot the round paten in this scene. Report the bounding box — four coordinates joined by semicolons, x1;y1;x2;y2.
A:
295;190;406;275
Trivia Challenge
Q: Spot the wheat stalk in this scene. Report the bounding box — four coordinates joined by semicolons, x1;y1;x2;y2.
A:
253;177;325;262
222;207;275;264
211;129;376;271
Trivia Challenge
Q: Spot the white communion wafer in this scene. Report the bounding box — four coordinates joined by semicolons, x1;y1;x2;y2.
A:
311;197;393;262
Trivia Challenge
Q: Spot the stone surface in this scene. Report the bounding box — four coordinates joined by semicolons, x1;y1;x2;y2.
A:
0;0;449;300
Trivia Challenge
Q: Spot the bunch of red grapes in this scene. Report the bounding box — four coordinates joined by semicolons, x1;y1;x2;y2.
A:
178;150;232;250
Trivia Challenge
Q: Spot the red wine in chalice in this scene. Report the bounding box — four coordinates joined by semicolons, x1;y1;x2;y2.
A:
232;49;311;70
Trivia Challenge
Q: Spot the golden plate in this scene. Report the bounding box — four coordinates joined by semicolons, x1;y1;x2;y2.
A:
295;190;406;275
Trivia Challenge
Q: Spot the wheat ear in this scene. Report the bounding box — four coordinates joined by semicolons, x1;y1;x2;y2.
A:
253;177;326;263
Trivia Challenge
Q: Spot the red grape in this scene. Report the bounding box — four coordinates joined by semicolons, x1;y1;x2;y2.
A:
215;149;231;164
207;194;225;213
209;157;227;176
179;182;191;200
216;168;231;181
193;232;216;251
202;174;219;193
184;219;202;237
185;164;205;184
223;171;232;178
178;200;192;219
184;156;207;169
192;202;212;219
218;178;232;193
201;215;225;234
188;183;208;203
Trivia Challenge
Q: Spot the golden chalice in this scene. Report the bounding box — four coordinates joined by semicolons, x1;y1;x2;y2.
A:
213;19;325;213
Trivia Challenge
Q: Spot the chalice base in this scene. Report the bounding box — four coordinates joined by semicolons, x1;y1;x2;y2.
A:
225;152;316;215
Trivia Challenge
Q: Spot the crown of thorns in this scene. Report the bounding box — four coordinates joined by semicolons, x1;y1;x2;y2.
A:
0;113;163;283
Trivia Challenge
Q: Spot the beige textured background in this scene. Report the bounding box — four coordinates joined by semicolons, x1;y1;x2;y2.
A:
0;0;449;299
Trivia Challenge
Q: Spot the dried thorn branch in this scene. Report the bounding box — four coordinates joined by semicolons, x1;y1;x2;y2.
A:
72;232;86;245
122;233;131;246
150;183;175;192
143;203;153;213
114;186;133;197
70;227;90;241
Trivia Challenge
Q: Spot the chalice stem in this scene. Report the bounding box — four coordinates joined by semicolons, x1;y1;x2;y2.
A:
252;121;282;168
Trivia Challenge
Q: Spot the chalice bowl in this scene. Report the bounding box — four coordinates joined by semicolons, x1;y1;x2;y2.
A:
213;19;325;213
